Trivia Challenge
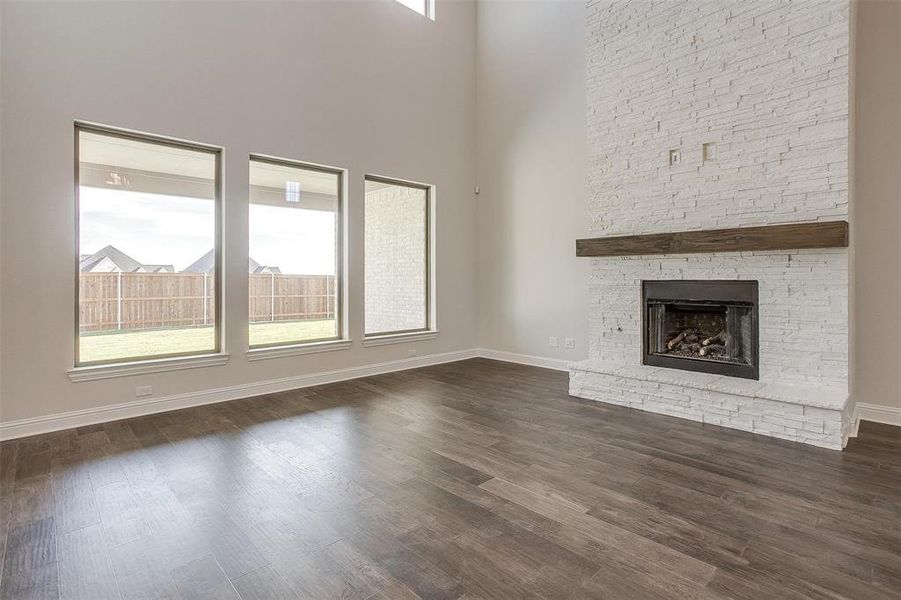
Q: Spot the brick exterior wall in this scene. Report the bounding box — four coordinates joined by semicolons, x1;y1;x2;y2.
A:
574;0;851;448
364;184;428;334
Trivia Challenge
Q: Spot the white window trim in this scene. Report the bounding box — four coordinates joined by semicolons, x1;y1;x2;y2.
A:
247;338;352;361
362;330;438;347
68;352;230;382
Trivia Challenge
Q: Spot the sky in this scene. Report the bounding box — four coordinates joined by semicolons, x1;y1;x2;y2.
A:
80;187;336;274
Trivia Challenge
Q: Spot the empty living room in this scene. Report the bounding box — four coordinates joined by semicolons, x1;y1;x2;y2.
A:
1;0;899;598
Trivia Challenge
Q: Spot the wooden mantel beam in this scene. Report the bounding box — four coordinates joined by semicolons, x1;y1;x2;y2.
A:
575;221;848;257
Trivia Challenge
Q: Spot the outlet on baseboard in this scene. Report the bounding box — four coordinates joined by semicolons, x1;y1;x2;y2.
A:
549;336;559;348
135;385;153;397
407;348;418;357
564;338;575;349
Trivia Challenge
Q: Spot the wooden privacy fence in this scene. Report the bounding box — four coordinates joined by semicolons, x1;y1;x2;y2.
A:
79;272;335;333
248;273;335;323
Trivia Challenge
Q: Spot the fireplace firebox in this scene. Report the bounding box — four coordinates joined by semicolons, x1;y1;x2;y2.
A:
642;280;758;380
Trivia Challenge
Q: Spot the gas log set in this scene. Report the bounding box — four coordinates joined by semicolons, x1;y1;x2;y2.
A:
663;328;729;360
642;281;759;379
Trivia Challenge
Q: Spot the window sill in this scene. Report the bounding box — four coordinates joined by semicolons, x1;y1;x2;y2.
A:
68;353;230;383
362;330;438;347
246;339;352;361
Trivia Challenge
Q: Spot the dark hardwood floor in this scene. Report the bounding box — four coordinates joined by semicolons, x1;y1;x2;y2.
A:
0;358;899;599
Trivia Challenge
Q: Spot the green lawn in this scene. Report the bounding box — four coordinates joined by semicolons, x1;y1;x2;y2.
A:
79;320;336;363
249;320;336;347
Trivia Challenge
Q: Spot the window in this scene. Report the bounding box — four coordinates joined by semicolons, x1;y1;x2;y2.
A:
249;156;342;348
364;176;431;337
395;0;434;19
76;124;221;366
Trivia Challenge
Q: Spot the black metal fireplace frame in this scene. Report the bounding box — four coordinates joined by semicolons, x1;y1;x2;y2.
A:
641;280;759;380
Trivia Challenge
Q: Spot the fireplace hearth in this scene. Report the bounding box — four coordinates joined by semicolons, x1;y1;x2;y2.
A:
642;280;758;380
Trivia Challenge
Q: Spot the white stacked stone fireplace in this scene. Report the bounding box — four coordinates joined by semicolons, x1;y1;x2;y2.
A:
570;0;853;449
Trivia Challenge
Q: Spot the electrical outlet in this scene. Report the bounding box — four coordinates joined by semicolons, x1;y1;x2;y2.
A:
702;142;717;161
549;336;559;348
407;348;418;357
135;385;153;397
668;148;681;166
564;338;575;349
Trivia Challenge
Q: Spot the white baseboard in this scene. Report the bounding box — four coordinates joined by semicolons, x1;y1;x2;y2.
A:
853;402;901;429
476;348;571;371
0;349;478;441
11;348;885;444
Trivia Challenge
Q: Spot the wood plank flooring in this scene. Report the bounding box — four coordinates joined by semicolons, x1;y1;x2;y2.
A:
0;358;899;599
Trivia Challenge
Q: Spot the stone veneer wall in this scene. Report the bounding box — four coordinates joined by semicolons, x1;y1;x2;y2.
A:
590;249;848;388
577;0;851;446
587;0;849;235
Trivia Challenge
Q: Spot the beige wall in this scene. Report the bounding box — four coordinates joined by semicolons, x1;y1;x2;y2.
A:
1;0;898;427
852;0;901;412
475;0;588;363
0;0;477;424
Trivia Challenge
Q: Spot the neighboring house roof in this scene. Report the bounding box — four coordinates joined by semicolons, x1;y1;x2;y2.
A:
182;250;215;273
183;250;277;274
144;265;174;273
81;246;274;274
85;256;121;273
79;245;145;273
252;265;282;275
